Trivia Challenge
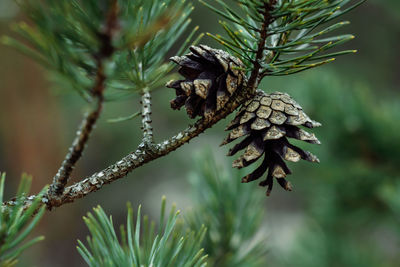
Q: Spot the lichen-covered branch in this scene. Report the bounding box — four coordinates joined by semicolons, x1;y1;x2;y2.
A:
47;0;118;198
45;87;250;209
3;87;252;211
48;102;103;196
141;90;154;144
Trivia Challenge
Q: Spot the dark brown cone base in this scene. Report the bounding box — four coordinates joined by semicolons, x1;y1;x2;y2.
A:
166;45;246;119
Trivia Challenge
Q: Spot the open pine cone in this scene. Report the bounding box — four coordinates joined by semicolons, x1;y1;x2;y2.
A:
166;45;246;119
222;90;321;196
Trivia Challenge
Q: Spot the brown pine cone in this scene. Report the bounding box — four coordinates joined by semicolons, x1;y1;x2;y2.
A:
221;90;321;196
166;45;246;119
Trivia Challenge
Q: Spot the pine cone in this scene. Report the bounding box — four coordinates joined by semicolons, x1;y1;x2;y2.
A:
166;45;246;119
222;90;321;196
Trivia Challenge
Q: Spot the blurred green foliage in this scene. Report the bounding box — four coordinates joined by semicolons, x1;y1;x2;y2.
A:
371;0;400;20
0;173;46;267
187;151;268;267
262;70;400;266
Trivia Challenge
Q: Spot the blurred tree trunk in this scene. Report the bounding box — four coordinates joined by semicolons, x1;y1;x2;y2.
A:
0;21;62;192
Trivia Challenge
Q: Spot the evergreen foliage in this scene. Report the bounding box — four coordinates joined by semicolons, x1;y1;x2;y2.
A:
77;151;269;267
77;197;207;267
187;152;268;267
2;0;200;101
0;173;46;267
202;0;364;76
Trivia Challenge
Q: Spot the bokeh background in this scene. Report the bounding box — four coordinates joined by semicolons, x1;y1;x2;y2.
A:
1;0;399;266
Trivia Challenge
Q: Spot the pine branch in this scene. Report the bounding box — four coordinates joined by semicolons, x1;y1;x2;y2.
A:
47;0;118;198
48;101;103;197
2;85;250;211
140;90;154;144
1;0;201;212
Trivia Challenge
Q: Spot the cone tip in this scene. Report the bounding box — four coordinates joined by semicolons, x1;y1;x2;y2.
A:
286;182;293;191
241;176;249;183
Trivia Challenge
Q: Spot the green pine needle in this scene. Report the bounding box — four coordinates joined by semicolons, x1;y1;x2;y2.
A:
202;0;364;77
4;0;200;102
107;111;141;124
77;198;207;267
0;173;46;267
